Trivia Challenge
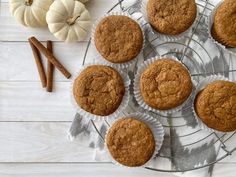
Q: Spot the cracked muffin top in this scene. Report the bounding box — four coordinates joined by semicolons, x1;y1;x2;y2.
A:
194;80;236;132
106;118;155;167
140;58;192;110
147;0;197;35
212;0;236;47
73;65;125;116
94;15;143;63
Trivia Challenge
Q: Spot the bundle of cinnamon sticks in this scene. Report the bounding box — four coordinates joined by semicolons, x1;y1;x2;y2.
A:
28;36;71;92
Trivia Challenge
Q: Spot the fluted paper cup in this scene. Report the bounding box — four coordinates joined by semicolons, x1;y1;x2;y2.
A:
207;1;236;56
91;12;145;69
141;0;199;42
133;56;194;114
192;75;230;133
71;62;130;122
104;112;164;168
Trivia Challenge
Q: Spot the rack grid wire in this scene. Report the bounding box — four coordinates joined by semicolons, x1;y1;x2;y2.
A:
81;0;236;172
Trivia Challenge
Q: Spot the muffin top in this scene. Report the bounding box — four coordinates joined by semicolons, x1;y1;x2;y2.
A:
195;80;236;132
147;0;197;35
94;15;143;63
211;24;228;47
73;65;125;116
213;0;236;47
140;59;192;110
106;118;155;167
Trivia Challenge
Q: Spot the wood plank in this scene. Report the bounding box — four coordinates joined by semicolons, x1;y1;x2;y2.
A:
0;163;177;177
0;122;95;162
1;0;11;3
0;117;234;163
0;82;75;121
0;0;119;41
211;163;236;177
0;42;98;81
0;115;233;170
219;151;236;163
0;41;235;82
217;132;236;163
0;163;235;177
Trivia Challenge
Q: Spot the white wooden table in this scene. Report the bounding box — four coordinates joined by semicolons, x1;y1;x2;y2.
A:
0;0;235;176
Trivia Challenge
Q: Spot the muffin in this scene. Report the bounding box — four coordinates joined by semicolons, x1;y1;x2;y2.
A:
106;118;155;167
212;0;236;47
211;24;229;47
194;80;236;132
73;65;125;116
94;15;143;63
140;58;192;110
147;0;197;35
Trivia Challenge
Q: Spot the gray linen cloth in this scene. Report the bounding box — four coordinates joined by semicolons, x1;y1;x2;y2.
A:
68;0;236;176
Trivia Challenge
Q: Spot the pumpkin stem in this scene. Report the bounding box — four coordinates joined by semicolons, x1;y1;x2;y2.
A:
67;14;81;25
25;0;33;6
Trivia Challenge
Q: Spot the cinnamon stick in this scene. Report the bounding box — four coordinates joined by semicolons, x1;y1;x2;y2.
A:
29;37;71;79
29;40;47;87
46;41;54;92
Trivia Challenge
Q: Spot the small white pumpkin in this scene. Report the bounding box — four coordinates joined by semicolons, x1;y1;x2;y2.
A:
10;0;53;27
77;0;89;3
46;0;91;42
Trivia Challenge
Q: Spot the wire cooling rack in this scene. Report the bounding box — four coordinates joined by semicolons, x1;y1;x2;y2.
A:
80;0;236;172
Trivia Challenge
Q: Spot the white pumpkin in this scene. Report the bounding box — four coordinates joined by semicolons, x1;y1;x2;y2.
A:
77;0;89;3
10;0;53;27
46;0;91;42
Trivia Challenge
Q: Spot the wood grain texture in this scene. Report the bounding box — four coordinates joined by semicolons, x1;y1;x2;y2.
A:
0;0;236;175
0;42;235;82
211;163;236;177
0;42;97;81
0;163;177;177
0;82;74;121
0;122;95;162
219;151;236;163
217;133;236;163
0;163;235;177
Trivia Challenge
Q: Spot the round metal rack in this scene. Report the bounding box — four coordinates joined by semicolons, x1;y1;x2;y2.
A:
81;0;236;172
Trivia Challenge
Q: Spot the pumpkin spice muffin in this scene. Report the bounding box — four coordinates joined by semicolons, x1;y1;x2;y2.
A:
73;65;125;116
94;15;143;63
106;118;155;167
147;0;197;35
194;80;236;132
211;24;228;47
212;0;236;47
140;59;192;110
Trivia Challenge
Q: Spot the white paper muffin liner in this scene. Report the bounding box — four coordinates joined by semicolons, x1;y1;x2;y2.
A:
141;0;199;42
91;12;145;69
208;1;236;56
192;75;230;133
70;62;130;122
133;56;194;114
104;112;164;168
